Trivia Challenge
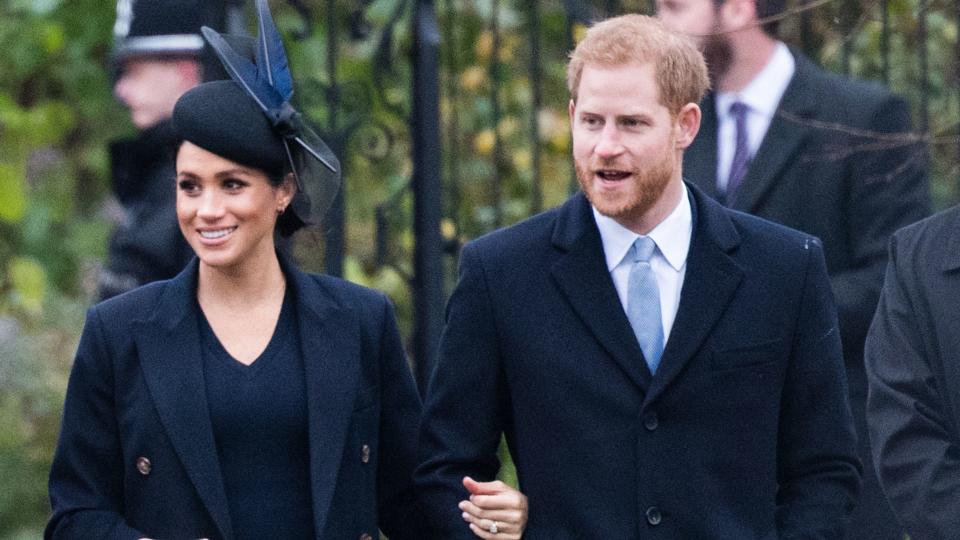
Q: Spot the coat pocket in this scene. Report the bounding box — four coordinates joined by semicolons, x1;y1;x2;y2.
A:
711;339;782;370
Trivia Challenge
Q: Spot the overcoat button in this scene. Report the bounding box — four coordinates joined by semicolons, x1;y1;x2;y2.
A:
361;444;371;464
646;506;662;525
136;456;152;475
644;412;659;431
359;534;373;540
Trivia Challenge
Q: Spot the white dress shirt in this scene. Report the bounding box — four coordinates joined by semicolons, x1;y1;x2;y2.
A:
715;42;796;193
593;184;693;344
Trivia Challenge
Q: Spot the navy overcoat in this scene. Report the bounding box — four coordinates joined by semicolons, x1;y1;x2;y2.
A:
47;257;422;540
417;185;861;538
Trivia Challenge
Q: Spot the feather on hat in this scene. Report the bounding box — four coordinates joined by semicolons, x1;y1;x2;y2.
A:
172;0;340;230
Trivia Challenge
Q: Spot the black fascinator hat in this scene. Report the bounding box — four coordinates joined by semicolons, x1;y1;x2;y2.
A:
171;0;340;233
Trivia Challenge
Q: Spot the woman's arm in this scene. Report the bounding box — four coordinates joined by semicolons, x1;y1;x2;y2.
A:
458;477;528;540
46;307;144;540
373;296;424;540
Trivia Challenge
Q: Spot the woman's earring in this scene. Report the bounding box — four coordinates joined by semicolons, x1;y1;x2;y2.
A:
277;206;286;215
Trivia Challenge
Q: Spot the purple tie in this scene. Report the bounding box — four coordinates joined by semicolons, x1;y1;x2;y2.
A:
726;101;750;202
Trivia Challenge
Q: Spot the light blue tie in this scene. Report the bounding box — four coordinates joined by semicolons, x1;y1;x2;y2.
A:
627;236;665;373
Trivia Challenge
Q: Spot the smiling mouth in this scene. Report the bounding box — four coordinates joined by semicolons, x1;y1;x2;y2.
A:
199;227;237;240
596;169;631;181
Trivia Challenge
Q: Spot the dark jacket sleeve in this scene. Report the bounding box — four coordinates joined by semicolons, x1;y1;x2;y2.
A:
865;233;960;539
830;92;929;360
776;240;862;538
415;243;507;539
374;296;424;540
46;307;144;540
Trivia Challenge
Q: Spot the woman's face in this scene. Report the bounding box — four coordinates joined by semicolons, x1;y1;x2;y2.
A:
176;141;293;271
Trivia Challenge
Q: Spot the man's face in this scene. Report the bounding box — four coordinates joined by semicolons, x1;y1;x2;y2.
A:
569;62;681;232
656;0;718;41
656;0;733;83
114;58;199;130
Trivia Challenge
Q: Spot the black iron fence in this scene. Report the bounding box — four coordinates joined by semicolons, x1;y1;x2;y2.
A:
262;0;960;385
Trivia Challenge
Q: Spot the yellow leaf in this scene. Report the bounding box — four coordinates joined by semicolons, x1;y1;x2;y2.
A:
0;163;27;223
42;23;66;54
475;31;494;60
473;129;496;156
9;256;47;314
460;65;488;92
573;23;588;44
441;218;457;240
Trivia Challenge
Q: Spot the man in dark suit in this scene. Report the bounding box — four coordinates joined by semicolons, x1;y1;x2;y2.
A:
416;14;860;538
656;1;929;537
865;208;960;539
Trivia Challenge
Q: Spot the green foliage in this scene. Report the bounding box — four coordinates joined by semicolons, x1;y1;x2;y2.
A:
0;290;83;538
1;0;959;535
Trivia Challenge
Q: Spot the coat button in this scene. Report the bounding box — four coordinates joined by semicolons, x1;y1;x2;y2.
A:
136;456;152;475
646;506;662;525
359;534;373;540
643;412;659;431
361;444;371;464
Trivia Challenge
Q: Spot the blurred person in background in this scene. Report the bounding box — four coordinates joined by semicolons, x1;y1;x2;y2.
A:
865;207;960;540
656;0;930;537
97;0;206;300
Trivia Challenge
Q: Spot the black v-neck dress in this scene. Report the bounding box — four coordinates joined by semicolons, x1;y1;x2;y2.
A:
199;290;314;539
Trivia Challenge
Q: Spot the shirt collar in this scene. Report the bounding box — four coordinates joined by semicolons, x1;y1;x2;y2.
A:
716;41;795;119
593;183;693;273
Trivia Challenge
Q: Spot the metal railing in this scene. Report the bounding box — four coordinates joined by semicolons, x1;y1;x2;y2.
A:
267;0;959;386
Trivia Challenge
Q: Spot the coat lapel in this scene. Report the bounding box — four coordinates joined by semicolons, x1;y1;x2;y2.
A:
283;261;359;538
133;260;235;540
937;215;960;412
644;186;744;406
732;51;818;213
550;193;652;391
684;95;720;198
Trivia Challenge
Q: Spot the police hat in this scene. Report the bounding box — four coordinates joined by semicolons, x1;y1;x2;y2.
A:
113;0;206;60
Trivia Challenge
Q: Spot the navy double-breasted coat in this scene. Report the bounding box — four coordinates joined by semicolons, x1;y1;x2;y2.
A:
47;258;422;540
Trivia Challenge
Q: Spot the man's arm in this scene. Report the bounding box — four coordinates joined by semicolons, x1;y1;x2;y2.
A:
776;240;862;539
865;234;960;538
416;243;508;539
831;93;929;358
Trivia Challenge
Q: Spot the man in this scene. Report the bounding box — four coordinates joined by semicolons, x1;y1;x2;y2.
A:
865;208;960;539
97;0;206;299
417;14;860;538
655;1;929;537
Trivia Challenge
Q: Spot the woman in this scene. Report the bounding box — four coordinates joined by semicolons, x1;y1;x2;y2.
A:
46;2;527;538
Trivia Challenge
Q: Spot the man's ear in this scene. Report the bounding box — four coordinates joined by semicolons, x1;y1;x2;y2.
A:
721;0;758;32
674;102;701;150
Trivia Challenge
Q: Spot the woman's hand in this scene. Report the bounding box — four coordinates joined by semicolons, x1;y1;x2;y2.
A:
459;476;528;539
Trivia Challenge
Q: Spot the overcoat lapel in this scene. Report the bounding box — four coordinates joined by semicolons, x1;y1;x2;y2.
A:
936;215;960;413
134;258;362;540
133;261;235;540
731;52;818;213
283;261;360;538
644;186;744;406
550;193;652;391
